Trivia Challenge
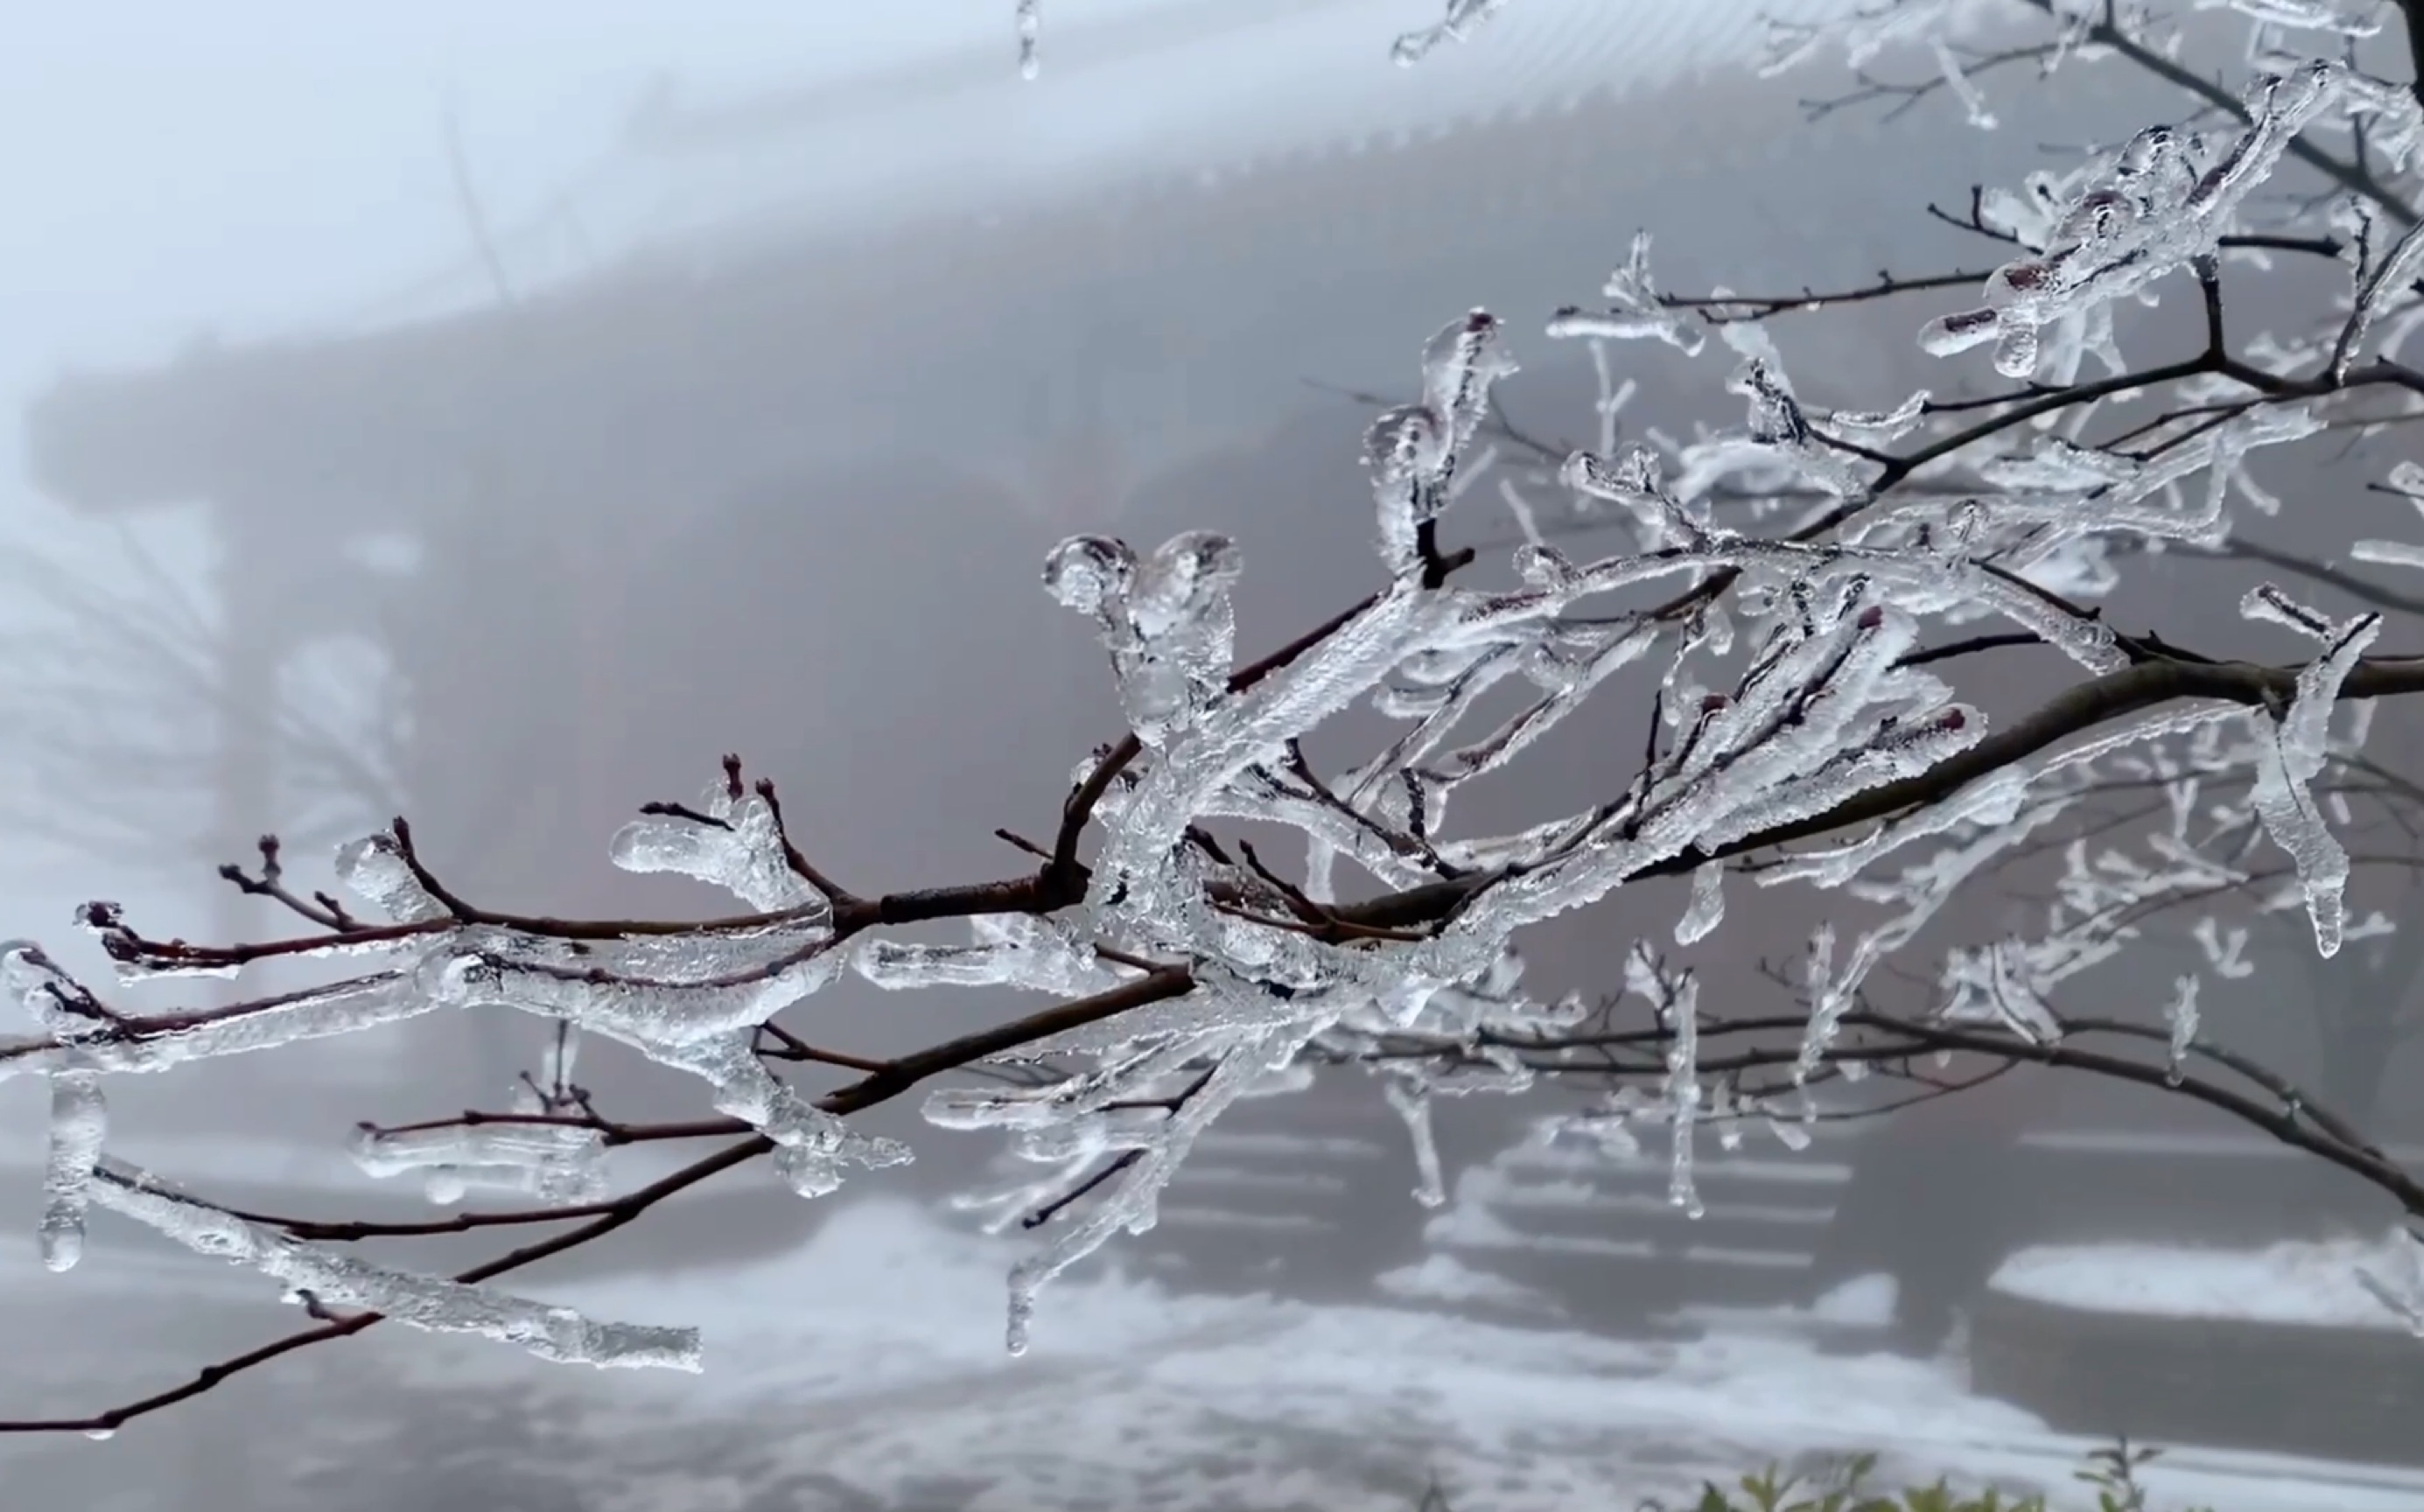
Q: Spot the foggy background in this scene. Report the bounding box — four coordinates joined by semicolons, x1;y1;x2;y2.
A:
5;2;2424;1508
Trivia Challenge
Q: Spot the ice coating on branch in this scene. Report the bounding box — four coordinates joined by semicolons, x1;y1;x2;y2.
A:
2196;0;2382;37
610;779;830;914
1939;939;2063;1043
412;925;907;1197
1548;233;1705;355
1727;354;1872;498
2332;216;2424;379
1391;0;1513;66
351;1121;609;1207
998;1034;1282;1354
859;913;1128;999
2354;460;2424;568
1760;0;1973;77
1821;388;1930;448
2352;540;2424;570
0;970;435;1084
1920;68;2355;377
2239;585;2380;956
88;1158;699;1369
1931;38;1998;130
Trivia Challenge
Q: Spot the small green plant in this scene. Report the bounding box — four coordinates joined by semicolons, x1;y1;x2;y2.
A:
1674;1451;2036;1512
2069;1439;2213;1512
1629;1439;2216;1512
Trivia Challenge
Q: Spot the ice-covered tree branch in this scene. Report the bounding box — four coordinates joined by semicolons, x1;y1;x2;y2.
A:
20;0;2424;1434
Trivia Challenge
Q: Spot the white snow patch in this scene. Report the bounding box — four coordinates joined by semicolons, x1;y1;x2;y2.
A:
1992;1232;2421;1331
1376;1252;1565;1314
1812;1272;1900;1327
13;1200;2424;1511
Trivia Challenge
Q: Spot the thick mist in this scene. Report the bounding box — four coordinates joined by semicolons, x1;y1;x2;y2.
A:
4;4;2423;1508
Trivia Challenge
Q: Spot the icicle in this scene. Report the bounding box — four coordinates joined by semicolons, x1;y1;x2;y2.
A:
1675;861;1725;945
1383;1075;1448;1208
2238;589;2380;956
2162;975;2202;1086
1662;975;1703;1220
1015;0;1041;80
39;1068;105;1271
1709;1076;1744;1152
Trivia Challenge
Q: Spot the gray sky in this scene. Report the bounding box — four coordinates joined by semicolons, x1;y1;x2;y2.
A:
2;1;858;378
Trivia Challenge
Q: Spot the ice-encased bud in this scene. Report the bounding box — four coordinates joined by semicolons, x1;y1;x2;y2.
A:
1365;404;1451;510
1127;531;1240;638
609;781;826;914
334;831;450;923
1042;535;1136;619
1050;530;1243;746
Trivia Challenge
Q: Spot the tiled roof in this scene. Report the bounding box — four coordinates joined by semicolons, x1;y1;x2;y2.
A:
389;0;1860;307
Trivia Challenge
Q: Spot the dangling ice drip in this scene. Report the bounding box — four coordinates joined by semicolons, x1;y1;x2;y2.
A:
2238;583;2381;956
1013;0;1040;80
1043;530;1243;746
2162;975;2201;1087
1661;974;1703;1220
4;942;111;1272
1382;1075;1448;1208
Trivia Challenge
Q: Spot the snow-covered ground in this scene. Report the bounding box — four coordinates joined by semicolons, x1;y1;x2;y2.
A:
11;1197;2417;1512
1992;1231;2424;1333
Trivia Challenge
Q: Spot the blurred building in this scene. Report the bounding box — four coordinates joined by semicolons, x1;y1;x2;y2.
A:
17;0;2015;923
